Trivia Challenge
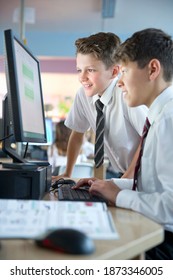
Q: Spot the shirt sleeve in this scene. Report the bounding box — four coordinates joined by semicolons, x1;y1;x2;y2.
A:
116;188;173;226
65;88;91;133
111;178;133;190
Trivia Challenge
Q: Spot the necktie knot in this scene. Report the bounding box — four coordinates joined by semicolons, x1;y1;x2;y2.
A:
95;99;104;112
142;117;150;137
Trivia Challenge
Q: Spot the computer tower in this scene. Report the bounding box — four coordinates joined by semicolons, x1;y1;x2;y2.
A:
0;165;52;199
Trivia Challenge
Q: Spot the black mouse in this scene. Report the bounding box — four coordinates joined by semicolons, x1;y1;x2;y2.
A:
35;228;95;255
51;179;76;188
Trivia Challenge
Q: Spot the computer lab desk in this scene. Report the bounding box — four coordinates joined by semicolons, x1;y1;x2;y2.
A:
0;192;164;260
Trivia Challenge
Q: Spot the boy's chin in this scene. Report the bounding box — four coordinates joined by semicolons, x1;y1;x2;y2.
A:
125;98;139;107
123;94;140;107
84;91;97;97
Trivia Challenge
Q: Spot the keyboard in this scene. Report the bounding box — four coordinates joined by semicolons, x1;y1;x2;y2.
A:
58;184;107;203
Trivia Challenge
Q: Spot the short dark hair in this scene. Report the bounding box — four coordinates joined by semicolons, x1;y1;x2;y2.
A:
115;28;173;82
75;32;121;69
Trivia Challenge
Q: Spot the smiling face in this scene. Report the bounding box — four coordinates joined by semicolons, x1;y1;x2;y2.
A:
76;53;118;97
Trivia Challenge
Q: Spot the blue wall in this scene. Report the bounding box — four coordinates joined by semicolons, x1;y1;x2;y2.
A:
0;28;131;58
0;29;91;57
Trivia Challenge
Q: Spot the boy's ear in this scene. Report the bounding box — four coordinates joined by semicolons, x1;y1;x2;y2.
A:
148;59;161;80
112;65;120;77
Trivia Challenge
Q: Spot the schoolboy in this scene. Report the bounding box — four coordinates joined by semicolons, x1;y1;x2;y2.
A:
54;32;147;179
76;28;173;259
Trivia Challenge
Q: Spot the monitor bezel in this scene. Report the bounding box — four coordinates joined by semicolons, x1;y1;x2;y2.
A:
4;29;47;144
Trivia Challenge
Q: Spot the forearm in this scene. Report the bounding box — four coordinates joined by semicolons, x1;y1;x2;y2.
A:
65;131;84;177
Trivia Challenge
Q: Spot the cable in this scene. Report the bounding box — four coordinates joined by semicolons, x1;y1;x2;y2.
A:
0;133;13;142
49;178;76;194
23;142;28;158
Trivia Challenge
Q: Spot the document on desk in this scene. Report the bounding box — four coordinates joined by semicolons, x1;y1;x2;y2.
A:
0;199;119;240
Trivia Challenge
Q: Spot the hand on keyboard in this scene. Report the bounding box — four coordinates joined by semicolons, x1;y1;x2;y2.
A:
50;177;107;203
58;183;107;203
72;177;97;190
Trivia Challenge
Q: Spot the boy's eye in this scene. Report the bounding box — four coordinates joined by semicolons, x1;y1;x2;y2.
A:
121;69;128;74
76;68;96;74
88;69;95;72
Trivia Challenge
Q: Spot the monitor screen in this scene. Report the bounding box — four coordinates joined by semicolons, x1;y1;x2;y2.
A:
2;29;47;163
22;117;53;146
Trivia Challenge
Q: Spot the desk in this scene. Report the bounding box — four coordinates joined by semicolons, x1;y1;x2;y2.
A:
0;157;12;163
0;192;164;260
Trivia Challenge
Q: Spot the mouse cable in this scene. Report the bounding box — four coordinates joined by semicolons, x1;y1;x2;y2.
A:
23;142;28;158
49;177;76;194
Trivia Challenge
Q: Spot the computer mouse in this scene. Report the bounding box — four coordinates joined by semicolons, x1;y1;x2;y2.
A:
51;179;76;188
35;228;95;255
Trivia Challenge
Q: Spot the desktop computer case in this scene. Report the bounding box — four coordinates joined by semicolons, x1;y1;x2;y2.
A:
0;165;52;199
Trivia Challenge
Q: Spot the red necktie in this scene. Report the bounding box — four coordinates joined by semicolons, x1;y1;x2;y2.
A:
132;117;151;191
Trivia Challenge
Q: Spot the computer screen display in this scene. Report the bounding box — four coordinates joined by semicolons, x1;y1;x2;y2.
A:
4;29;47;144
23;117;53;146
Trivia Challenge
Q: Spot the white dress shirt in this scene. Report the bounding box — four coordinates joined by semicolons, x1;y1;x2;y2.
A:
114;86;173;232
65;78;148;173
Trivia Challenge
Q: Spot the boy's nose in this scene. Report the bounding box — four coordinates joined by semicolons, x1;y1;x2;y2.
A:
117;78;123;88
80;72;88;81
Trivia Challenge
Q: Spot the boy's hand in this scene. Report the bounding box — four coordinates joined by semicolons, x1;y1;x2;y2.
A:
73;177;98;188
73;178;121;206
90;179;121;205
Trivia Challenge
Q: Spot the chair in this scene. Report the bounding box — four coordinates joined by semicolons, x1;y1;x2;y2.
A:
53;162;94;178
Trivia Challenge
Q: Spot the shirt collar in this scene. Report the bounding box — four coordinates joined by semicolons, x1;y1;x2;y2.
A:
148;85;173;125
92;77;118;106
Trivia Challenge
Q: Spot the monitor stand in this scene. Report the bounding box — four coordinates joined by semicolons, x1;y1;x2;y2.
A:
2;162;38;170
28;160;50;166
2;161;50;170
2;95;27;165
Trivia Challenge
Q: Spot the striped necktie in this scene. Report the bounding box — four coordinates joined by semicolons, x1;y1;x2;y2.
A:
94;99;104;168
132;117;151;191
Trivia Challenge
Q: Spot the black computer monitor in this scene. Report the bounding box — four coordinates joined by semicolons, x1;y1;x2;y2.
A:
2;29;47;164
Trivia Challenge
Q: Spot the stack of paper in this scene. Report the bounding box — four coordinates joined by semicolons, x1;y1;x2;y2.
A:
0;199;119;240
